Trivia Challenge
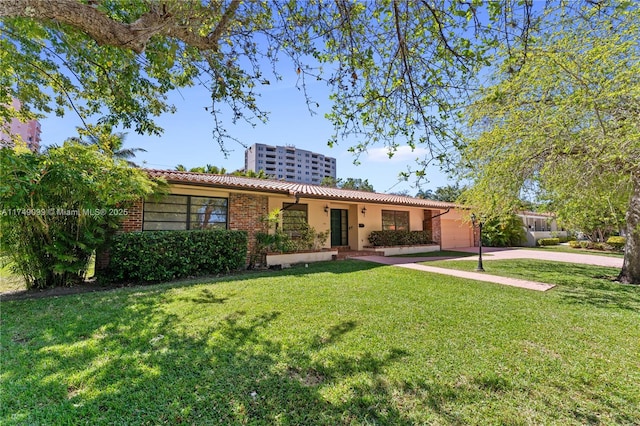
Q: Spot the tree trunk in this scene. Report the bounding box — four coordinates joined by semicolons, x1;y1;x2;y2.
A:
618;173;640;284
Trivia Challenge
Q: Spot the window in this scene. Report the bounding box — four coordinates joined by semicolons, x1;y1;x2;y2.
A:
143;195;188;230
382;210;409;231
190;197;228;230
143;195;228;231
282;203;308;236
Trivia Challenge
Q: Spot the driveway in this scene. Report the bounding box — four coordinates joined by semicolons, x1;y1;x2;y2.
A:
359;247;623;268
355;247;623;292
449;247;623;268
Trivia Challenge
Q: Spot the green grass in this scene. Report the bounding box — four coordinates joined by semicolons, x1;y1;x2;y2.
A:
2;261;639;425
0;262;26;293
0;256;96;294
522;245;625;258
425;258;639;310
391;250;477;258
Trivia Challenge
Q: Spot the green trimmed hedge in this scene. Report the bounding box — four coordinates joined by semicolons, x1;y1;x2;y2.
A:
368;230;433;247
103;229;247;283
537;238;560;246
569;240;615;251
606;236;626;250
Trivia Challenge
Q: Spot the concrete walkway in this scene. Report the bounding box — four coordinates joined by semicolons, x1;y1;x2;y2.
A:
356;255;556;291
399;263;556;291
449;247;623;268
356;248;623;292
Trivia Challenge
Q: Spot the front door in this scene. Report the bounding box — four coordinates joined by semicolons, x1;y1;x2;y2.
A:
330;209;349;247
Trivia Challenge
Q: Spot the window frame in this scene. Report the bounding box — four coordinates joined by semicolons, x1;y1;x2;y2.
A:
381;210;410;231
143;194;228;231
281;203;308;237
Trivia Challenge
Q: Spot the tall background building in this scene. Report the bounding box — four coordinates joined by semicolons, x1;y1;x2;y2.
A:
245;143;336;184
0;98;41;152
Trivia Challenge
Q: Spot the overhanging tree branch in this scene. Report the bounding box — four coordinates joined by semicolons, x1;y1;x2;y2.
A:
0;0;238;54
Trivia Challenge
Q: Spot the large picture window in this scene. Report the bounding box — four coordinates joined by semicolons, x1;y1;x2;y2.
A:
143;195;228;231
382;210;409;231
282;203;308;236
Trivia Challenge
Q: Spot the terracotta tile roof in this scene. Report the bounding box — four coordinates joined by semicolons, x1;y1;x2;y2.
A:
145;169;460;209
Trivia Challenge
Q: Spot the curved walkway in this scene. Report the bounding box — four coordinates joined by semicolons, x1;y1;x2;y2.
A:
357;248;623;292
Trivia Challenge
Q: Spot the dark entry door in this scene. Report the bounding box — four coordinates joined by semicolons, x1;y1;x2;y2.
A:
330;209;349;247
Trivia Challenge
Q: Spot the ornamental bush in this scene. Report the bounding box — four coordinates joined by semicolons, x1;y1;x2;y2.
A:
368;230;433;247
606;236;626;250
481;215;527;247
537;238;560;246
103;229;247;283
0;143;156;289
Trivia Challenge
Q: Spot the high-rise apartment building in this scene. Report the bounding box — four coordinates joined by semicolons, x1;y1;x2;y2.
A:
245;143;337;184
0;98;41;152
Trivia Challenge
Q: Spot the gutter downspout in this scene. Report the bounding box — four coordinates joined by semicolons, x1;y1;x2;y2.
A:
275;191;302;231
431;207;451;219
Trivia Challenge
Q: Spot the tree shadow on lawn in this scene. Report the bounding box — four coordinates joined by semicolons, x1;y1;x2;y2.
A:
556;280;640;312
0;259;384;302
440;259;640;312
6;259;636;424
539;263;640;312
1;275;434;425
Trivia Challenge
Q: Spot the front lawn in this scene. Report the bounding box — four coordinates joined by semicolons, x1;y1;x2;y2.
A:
2;260;639;424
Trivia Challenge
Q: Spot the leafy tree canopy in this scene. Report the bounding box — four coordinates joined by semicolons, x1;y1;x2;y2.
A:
1;0;539;156
175;164;227;174
459;3;640;283
68;124;146;167
321;176;374;192
0;142;158;288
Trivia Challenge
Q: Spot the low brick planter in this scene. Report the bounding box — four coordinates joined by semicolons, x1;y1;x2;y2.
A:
367;244;441;256
266;250;339;267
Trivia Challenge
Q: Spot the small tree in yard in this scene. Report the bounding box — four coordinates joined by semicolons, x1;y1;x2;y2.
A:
0;142;157;288
481;214;526;247
461;5;640;284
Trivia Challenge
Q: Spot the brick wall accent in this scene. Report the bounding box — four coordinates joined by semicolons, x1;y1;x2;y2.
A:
95;249;110;271
228;193;269;261
120;199;143;232
422;209;441;245
431;214;442;245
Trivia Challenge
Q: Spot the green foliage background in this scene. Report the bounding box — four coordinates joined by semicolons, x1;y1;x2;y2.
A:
481;215;526;247
0;143;156;288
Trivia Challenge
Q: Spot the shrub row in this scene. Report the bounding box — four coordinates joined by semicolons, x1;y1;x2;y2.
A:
103;230;247;283
606;236;626;250
569;237;625;252
556;236;575;243
537;238;560;246
368;230;433;247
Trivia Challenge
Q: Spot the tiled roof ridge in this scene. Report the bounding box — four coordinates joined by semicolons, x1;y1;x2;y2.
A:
144;168;461;209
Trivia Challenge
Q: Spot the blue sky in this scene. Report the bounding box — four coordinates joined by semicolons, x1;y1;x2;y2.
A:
38;67;454;195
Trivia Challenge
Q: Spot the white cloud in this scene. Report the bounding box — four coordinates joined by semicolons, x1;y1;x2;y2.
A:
365;145;430;163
